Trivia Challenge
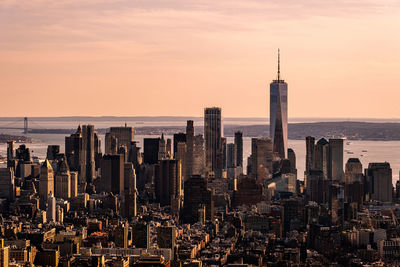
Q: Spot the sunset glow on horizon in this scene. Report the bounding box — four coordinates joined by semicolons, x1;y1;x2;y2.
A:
1;0;400;118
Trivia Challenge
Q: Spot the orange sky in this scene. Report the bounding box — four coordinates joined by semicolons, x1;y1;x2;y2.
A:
0;0;400;118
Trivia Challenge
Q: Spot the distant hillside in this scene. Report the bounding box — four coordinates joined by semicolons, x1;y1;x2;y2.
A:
131;121;400;140
26;121;400;141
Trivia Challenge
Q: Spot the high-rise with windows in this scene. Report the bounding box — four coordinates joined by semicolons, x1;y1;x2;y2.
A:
270;50;288;159
204;107;222;177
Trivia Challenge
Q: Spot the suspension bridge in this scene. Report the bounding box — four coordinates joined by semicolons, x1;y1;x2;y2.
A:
0;117;46;134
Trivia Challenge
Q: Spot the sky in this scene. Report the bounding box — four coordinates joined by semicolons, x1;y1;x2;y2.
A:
0;0;400;118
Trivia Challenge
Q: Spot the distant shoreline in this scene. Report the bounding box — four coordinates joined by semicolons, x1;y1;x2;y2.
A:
10;121;400;141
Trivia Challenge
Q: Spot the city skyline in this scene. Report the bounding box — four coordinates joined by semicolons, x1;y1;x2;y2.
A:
1;0;400;118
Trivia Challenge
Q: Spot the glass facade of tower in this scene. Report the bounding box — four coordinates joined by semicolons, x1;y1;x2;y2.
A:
270;80;288;159
204;107;222;176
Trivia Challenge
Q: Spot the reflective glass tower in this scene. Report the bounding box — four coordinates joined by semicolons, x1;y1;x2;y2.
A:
270;50;288;159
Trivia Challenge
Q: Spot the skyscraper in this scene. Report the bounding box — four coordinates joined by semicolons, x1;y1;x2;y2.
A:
305;136;315;174
65;125;82;174
109;126;134;150
365;162;392;203
204;107;222;177
186;120;195;177
249;138;273;181
39;159;54;208
155;160;182;206
81;125;96;185
329;138;344;181
315;138;329;179
0;168;15;201
270;50;288;159
234;131;243;168
54;157;71;200
99;154;124;195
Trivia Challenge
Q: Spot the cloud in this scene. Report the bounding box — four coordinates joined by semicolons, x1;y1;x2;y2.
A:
1;0;398;51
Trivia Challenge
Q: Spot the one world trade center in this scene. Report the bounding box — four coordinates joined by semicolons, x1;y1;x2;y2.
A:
270;50;288;159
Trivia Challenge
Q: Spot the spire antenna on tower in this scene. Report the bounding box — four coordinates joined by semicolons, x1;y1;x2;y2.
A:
277;48;281;82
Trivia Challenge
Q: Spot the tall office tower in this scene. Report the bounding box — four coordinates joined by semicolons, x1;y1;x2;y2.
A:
182;175;214;224
81;125;96;185
227;143;236;179
7;141;14;166
65;126;83;173
46;145;60;161
234;131;243;168
305;136;315;174
132;222;150;248
221;137;227;171
47;192;56;222
99;154;124;195
54;158;71;200
109;126;134;150
270;50;288;159
329;138;344;181
227;143;236;168
365;162;392;203
15;144;32;163
175;142;187;181
117;145;128;162
344;158;363;184
128;142;142;168
204;107;222;177
315;138;329;179
192;135;205;176
144;138;160;164
186;120;195;177
105;133;118;155
155;160;182;206
249;138;273;181
344;158;364;205
287;148;297;175
158;134;169;160
306;170;331;204
173;133;186;157
0;168;15;201
123;163;137;218
39;159;54;207
166;139;172;159
94;132;102;154
70;171;78;197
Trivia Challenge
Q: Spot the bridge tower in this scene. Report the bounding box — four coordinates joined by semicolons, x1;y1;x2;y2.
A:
24;117;28;134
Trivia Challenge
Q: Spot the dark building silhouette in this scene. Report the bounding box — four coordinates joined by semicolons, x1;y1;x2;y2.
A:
234;131;243;168
144;138;160;164
82;125;96;185
233;178;264;207
99;154;124;195
315;138;329;179
132;222;150;248
306;170;331;204
329;138;344;181
365;162;392;203
65;126;83;174
46;145;60;161
183;175;214;224
305;136;315;174
155;160;182;206
204;107;223;177
173;133;186;157
186;120;194;178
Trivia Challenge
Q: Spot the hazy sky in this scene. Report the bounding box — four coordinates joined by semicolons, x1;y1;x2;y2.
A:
1;0;400;118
